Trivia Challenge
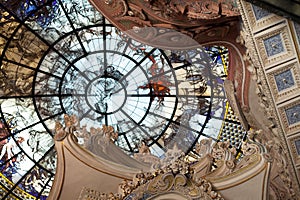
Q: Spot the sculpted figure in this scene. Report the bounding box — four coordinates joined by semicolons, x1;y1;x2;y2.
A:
133;141;160;166
195;138;213;157
138;141;150;154
102;125;118;144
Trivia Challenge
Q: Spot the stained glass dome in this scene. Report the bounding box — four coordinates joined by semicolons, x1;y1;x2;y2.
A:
0;0;246;199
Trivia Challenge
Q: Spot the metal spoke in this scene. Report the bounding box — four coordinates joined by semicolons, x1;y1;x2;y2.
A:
123;135;133;152
57;0;88;54
117;48;157;83
2;58;62;80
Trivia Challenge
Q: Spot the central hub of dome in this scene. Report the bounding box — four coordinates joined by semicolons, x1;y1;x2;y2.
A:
86;76;126;115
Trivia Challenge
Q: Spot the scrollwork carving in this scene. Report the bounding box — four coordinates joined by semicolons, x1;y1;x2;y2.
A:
104;0;128;17
77;133;272;200
143;0;239;22
90;0;241;49
101;0;151;28
265;135;296;199
119;160;224;200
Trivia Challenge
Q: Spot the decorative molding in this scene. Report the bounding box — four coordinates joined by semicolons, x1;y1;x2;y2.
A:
287;134;300;166
78;187;122;200
237;0;300;198
252;4;270;20
124;27;202;50
266;60;300;103
237;3;275;129
88;0;243;46
49;113;273;200
136;0;240;23
254;22;296;69
48;115;152;200
245;129;298;199
278;98;300;135
241;2;284;33
292;21;300;46
296;140;300;155
123;134;268;199
290;21;300;58
244;0;300;23
126;172;223;200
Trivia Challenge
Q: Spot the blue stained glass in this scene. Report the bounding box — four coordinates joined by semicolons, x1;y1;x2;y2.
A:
0;0;60;28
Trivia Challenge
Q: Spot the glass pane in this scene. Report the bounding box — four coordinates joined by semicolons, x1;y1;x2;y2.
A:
0;0;247;198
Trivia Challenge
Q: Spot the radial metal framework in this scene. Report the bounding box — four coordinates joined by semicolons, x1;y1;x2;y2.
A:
0;0;246;199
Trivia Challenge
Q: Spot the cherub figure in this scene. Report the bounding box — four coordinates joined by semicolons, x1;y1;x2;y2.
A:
138;141;150;154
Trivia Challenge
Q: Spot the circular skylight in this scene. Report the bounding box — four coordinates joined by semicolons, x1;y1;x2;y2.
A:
0;0;245;199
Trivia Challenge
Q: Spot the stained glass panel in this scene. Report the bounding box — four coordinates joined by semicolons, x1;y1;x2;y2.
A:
0;0;246;198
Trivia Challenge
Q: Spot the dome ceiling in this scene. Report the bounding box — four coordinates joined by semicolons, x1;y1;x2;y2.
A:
0;0;246;199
